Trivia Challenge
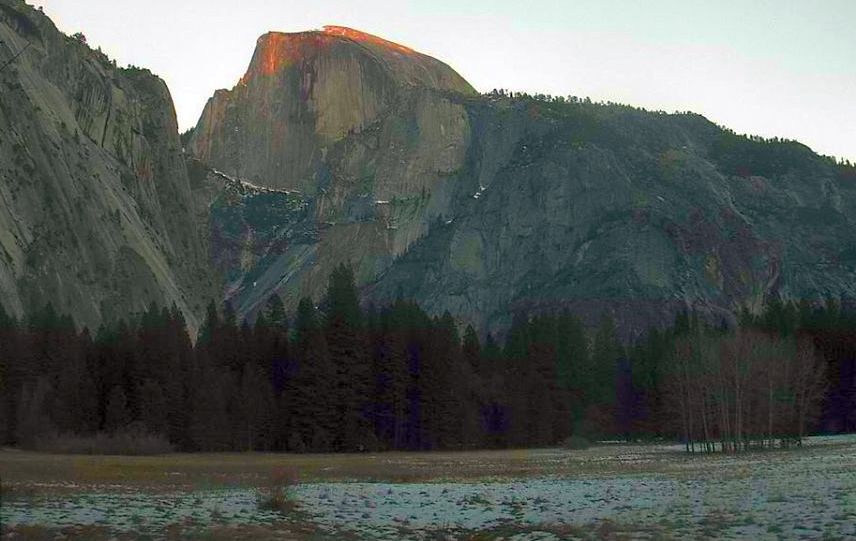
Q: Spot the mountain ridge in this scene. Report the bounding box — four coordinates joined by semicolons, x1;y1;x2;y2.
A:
3;4;856;338
188;27;856;336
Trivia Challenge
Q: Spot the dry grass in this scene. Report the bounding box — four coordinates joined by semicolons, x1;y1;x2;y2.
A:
1;521;329;541
0;524;120;540
1;448;587;492
416;520;672;541
3;437;853;495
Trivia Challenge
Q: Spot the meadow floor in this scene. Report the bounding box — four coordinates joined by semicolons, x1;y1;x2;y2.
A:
1;435;855;540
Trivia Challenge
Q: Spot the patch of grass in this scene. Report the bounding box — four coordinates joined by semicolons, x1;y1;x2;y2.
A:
418;521;656;541
3;524;56;541
161;520;327;541
1;482;39;499
3;524;118;541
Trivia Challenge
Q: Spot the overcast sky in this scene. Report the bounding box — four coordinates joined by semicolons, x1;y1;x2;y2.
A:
30;0;855;161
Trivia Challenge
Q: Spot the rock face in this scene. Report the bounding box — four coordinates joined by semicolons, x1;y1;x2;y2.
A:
369;101;856;335
0;1;215;332
7;3;854;338
190;26;475;194
191;25;856;336
189;26;479;317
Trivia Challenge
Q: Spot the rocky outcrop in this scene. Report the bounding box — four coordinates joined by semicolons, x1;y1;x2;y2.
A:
367;100;856;336
189;26;477;316
192;26;856;337
190;26;474;195
0;0;215;332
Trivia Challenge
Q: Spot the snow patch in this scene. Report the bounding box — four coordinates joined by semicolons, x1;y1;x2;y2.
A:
212;169;300;196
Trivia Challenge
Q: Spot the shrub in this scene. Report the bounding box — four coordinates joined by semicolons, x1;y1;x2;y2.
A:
562;435;592;450
35;424;174;455
256;467;299;515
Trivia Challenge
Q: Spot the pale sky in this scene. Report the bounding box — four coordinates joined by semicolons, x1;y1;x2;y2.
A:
30;0;856;162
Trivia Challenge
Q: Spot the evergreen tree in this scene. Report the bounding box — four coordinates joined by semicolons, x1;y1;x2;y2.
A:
16;377;53;448
138;378;168;435
105;385;130;433
197;300;220;347
421;312;461;448
585;314;621;436
293;297;336;450
0;307;22;444
263;294;288;329
556;311;588;436
190;365;234;451
503;313;532;446
325;264;373;450
372;307;410;449
164;306;194;449
237;363;274;450
51;328;98;435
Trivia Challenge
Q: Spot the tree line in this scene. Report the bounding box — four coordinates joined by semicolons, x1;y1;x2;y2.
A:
1;265;853;453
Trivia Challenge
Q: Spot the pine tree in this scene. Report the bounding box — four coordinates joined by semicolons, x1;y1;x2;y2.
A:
503;313;532;446
198;301;220;347
371;307;410;449
586;314;621;436
479;332;508;447
293;297;336;450
421;312;462;448
556;311;587;438
164;306;194;450
189;364;234;451
16;377;53;448
528;315;559;445
0;307;22;444
462;325;481;373
237;362;273;450
51;328;98;435
325;264;373;450
137;378;168;434
105;385;130;433
263;294;287;328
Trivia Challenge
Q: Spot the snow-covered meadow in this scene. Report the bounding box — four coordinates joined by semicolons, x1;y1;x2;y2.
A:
3;435;855;539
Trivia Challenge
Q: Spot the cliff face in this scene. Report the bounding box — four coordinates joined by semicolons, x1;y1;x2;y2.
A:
14;7;852;338
192;25;856;336
189;26;478;316
0;1;215;332
369;99;856;335
190;26;475;194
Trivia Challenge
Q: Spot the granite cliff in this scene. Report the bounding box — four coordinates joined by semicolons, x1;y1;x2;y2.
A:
5;5;856;337
189;26;479;319
0;0;215;332
191;26;856;336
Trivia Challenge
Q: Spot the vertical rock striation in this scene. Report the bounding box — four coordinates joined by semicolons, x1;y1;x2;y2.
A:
0;0;215;332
